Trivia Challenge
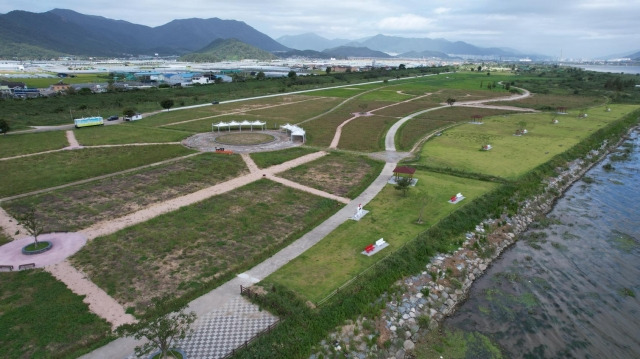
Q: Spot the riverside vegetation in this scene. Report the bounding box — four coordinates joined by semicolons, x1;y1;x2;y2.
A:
0;65;638;358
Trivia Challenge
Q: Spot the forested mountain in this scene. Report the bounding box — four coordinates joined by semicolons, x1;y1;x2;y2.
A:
0;9;288;58
180;38;278;62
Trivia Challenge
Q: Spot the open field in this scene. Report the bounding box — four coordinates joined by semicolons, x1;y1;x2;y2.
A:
74;123;193;145
0;131;68;158
70;179;340;313
338;115;397;151
0;269;111;359
250;147;319;168
266;171;499;303
0;145;194;198
1;73;111;88
4;153;247;231
396;107;516;151
279;152;384;198
492;93;605;111
413;104;639;180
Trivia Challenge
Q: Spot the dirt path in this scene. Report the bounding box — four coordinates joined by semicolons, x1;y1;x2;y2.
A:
65;130;82;148
0;142;183;162
46;260;137;329
80;151;327;240
241;153;260;173
268;175;351;204
0;207;24;239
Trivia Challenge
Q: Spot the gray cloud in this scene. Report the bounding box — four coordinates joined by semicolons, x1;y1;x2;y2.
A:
1;0;639;58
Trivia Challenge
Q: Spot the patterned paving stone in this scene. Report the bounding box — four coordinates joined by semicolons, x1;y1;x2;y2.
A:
127;297;278;359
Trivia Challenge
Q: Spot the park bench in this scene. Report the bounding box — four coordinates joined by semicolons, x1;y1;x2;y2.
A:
0;265;13;272
18;263;35;270
364;244;375;253
375;238;386;247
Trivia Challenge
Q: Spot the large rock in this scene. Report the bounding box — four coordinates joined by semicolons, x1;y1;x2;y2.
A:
403;339;415;351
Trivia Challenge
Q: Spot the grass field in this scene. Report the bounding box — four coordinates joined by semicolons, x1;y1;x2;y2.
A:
250;147;319;168
0;145;195;198
2;73;110;88
338;115;396;152
266;171;498;303
4;153;248;231
492;93;605;111
71;179;340;314
74;123;193;145
278;152;384;198
0;269;111;359
396;107;516;151
413;105;638;180
0;131;68;158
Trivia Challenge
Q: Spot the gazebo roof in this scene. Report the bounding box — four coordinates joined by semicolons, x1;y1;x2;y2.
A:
393;166;416;175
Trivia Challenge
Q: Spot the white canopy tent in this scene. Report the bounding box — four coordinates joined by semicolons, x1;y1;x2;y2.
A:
280;123;306;143
212;120;266;132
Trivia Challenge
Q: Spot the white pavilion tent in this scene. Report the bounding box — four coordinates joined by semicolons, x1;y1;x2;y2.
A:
212;120;266;132
280;123;306;142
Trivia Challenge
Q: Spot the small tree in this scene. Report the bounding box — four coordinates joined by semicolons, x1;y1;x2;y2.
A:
394;176;413;197
160;99;174;111
18;207;45;245
416;196;428;224
118;304;196;358
446;97;456;106
256;71;266;80
325;67;332;74
123;108;136;118
398;64;406;70
0;119;9;135
287;70;297;79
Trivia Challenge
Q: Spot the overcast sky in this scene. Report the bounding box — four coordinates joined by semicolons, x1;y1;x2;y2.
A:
2;0;639;59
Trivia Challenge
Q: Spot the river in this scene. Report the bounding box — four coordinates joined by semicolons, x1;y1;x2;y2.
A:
444;129;640;358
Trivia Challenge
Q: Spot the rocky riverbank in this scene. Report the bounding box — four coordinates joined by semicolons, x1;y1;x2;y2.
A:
309;137;623;359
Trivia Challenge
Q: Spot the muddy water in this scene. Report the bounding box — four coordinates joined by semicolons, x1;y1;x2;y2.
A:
445;130;640;358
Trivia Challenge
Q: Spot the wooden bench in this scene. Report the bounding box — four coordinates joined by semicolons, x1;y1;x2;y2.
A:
364;244;375;253
0;265;13;272
18;263;36;270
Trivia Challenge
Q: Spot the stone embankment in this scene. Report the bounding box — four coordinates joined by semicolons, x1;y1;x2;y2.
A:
310;140;614;359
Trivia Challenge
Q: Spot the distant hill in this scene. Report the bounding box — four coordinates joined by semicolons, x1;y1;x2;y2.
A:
628;50;640;60
346;34;522;58
275;49;333;59
277;33;350;51
322;46;392;59
180;38;277;62
398;50;452;59
0;9;289;58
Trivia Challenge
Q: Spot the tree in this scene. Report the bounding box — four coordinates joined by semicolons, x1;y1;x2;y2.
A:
446;97;456;106
358;103;368;113
256;71;266;80
123;108;136;117
17;207;45;246
160;99;174;111
398;64;406;70
325;67;332;74
394;176;413;197
416;196;428;224
118;304;196;359
0;119;9;135
287;70;297;79
477;65;482;72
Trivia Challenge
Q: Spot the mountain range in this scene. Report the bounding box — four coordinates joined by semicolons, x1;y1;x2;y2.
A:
3;9;633;61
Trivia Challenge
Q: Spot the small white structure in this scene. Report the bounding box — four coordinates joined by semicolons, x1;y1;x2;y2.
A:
280;123;306;142
482;144;492;151
212;120;266;132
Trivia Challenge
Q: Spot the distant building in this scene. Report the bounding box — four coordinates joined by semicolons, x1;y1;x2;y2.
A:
50;81;71;93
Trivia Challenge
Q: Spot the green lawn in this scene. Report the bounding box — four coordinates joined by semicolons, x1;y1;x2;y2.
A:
266;171;498;303
0;270;111;359
279;152;384;199
414;105;638;180
0;131;68;158
74;123;193;145
0;145;195;198
71;179;341;314
4;153;248;231
338;115;396;152
250;147;319;168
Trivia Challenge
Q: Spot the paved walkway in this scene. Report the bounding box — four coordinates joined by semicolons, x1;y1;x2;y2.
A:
65;130;82;149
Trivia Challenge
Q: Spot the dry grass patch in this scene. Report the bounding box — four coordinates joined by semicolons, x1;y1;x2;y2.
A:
279;152;384;198
5;153;248;231
70;179;340;314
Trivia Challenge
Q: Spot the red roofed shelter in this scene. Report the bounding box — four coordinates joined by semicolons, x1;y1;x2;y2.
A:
393;166;416;181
